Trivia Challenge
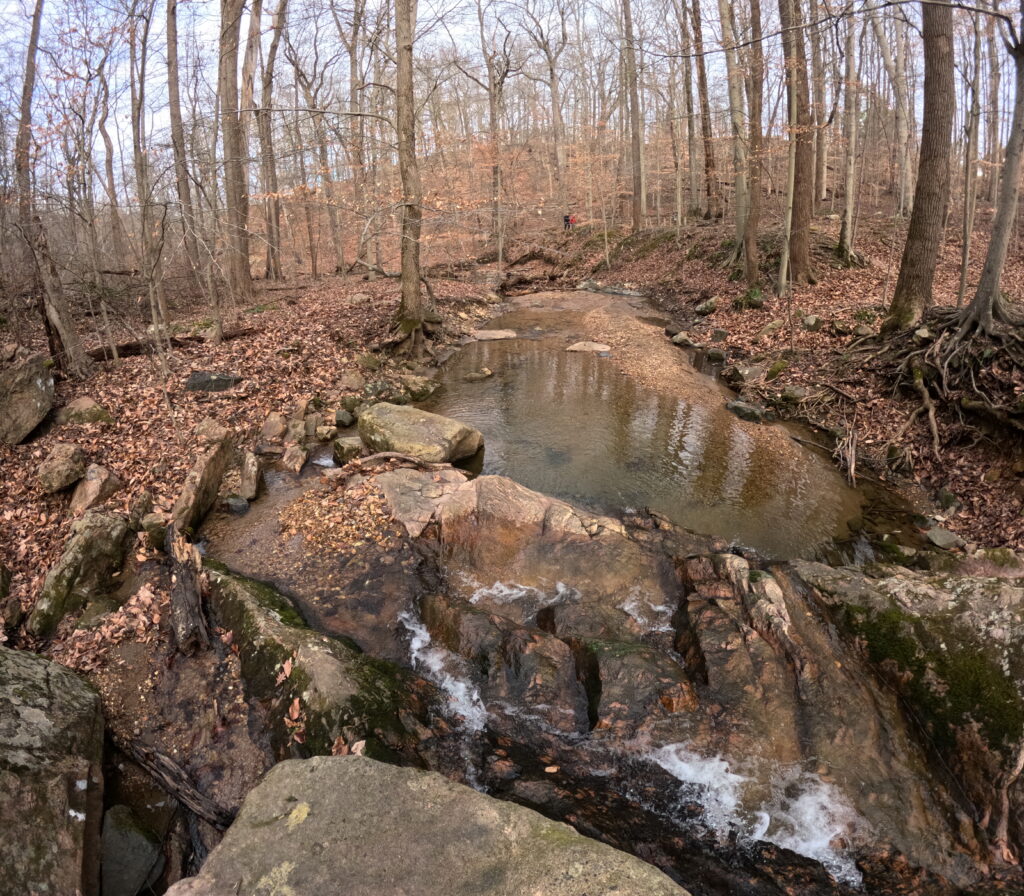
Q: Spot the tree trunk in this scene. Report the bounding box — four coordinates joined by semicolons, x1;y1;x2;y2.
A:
958;18;982;307
691;0;721;218
964;40;1024;333
778;0;814;283
742;0;764;286
882;0;954;333
837;14;860;264
716;0;748;261
167;0;202;283
623;0;643;231
396;0;426;346
219;0;252;302
258;0;288;280
17;0;88;376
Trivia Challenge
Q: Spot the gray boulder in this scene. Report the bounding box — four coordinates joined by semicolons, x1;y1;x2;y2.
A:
165;755;689;896
0;351;54;444
0;645;104;896
37;443;87;493
27;511;132;637
358;402;483;463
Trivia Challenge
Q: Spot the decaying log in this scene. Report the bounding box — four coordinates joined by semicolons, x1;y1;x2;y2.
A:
112;733;235;830
86;327;260;361
165;525;210;656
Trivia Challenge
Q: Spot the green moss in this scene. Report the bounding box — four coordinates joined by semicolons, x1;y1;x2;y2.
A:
841;604;1024;754
587;638;649;659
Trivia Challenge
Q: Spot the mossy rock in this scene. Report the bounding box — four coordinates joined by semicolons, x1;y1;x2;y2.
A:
207;567;432;760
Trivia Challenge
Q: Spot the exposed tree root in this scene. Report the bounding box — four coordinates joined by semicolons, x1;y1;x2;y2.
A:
869;306;1024;445
327;451;468;489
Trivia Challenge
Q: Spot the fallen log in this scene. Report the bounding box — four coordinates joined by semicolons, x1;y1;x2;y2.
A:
86;327;261;361
112;733;235;830
165;525;210;656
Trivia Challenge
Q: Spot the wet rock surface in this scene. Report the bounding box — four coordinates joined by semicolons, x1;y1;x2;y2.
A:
0;645;104;896
200;464;1012;894
166;755;691;896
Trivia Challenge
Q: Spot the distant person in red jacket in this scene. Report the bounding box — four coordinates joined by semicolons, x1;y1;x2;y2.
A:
569;214;578;229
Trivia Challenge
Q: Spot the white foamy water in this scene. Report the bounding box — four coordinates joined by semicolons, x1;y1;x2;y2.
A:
470;580;579;608
619;585;675;633
399;612;488;732
652;744;866;887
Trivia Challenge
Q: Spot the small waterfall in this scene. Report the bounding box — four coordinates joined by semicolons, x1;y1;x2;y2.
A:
652;744;867;887
399;611;488;733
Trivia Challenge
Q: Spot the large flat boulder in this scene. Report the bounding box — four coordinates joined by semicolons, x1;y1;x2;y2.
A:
27;511;132;637
0;351;55;444
0;645;104;896
166;755;689;896
358;402;483;463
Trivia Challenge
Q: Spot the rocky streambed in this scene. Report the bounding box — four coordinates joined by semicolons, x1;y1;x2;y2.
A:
7;290;1024;895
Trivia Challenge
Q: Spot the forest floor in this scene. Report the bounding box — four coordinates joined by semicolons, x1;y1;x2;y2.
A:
2;209;1022;654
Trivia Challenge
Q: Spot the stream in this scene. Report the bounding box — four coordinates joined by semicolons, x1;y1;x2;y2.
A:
200;292;985;895
422;299;863;559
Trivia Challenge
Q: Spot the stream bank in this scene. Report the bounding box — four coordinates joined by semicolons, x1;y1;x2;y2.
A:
7;281;1024;895
192;290;1024;893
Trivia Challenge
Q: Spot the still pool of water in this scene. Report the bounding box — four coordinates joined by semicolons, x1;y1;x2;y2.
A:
423;310;863;559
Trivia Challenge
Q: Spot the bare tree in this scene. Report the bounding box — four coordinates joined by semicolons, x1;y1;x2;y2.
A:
882;0;955;333
17;0;89;376
962;10;1024;334
218;0;252;301
396;0;427;350
623;0;643;230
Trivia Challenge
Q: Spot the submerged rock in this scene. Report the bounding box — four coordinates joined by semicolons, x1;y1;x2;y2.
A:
101;805;164;896
358;402;483;463
566;341;611;353
0;645;104;896
725;399;771;424
165;756;689;896
27;511;132;637
0;351;54;444
471;329;517;341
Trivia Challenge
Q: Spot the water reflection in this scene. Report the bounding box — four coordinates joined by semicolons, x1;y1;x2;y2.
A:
424;331;861;559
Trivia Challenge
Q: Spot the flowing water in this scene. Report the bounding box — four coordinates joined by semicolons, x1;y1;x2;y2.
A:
424;303;863;559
